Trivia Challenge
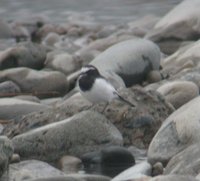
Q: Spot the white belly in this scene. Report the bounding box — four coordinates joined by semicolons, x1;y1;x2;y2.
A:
79;78;118;103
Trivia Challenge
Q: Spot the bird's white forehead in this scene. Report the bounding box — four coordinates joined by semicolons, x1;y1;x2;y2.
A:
81;66;96;73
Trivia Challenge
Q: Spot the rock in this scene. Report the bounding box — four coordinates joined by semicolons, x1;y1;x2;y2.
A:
7;160;66;181
156;81;199;109
100;146;135;177
150;175;198;181
40;97;62;106
0;136;13;178
0;67;68;98
3;92;91;137
58;155;82;174
42;32;60;46
90;38;161;88
164;144;200;176
45;52;81;75
162;40;200;74
26;174;111;181
0;81;21;97
0;19;12;39
111;161;152;181
148;96;200;166
128;15;160;37
10;22;30;42
146;70;162;84
178;70;200;90
76;34;135;68
152;162;163;176
12;111;123;162
0;98;48;119
81;146;135;177
146;0;200;53
14;95;41;103
0;41;47;70
0;39;16;51
128;146;147;163
10;154;20;163
3;87;173;149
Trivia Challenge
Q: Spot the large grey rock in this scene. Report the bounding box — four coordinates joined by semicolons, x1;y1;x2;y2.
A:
147;0;200;41
112;161;152;181
164;144;200;176
0;136;13;178
12;111;123;162
156;81;199;109
150;175;198;181
0;67;68;98
146;0;200;54
90;38;161;88
148;96;200;165
6;160;66;181
0;98;48;119
3;87;173;149
0;41;47;70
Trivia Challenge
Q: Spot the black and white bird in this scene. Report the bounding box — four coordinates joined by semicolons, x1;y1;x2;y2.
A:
77;65;135;108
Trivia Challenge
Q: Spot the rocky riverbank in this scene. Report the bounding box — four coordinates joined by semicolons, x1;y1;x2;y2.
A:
1;0;200;181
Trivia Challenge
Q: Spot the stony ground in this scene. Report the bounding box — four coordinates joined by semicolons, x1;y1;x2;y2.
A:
1;0;200;181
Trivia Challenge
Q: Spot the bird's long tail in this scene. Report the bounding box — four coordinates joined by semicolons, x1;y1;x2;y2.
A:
115;92;135;107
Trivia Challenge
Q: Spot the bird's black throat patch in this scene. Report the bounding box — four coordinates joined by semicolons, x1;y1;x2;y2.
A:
78;67;101;92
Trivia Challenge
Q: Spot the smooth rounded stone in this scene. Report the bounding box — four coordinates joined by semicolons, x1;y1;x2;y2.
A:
0;98;48;119
0;81;21;97
0;41;47;70
42;32;60;46
0;19;12;38
162;40;200;73
26;174;111;181
3;87;174;150
156;81;199;109
149;175;198;181
164;143;200;176
45;52;81;75
3;92;92;137
10;153;20;163
0;136;13;178
146;0;200;42
12;110;123;162
152;162;163;176
146;71;162;84
58;155;82;174
81;146;135;177
178;71;200;90
8;159;66;181
90;38;161;88
148;96;200;166
128;15;160;37
0;67;69;98
112;161;152;181
14;95;41;103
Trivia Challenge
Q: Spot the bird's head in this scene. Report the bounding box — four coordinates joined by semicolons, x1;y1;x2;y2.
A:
79;64;100;77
